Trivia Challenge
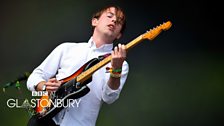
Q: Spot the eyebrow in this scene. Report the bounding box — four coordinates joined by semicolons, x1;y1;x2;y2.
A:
107;12;115;16
106;10;124;24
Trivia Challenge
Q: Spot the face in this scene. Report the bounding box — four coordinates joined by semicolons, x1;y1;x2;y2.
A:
92;7;123;40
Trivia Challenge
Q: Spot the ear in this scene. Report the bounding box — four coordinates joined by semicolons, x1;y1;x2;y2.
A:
116;33;122;39
92;18;98;27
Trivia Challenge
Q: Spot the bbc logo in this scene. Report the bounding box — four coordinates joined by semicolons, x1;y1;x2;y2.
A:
32;91;48;96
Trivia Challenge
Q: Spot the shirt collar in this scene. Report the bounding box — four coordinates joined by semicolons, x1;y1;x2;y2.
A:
88;37;113;51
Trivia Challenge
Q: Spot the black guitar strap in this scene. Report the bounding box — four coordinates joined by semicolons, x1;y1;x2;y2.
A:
98;53;111;61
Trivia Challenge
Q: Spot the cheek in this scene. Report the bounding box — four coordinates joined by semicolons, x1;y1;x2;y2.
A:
98;19;107;27
115;25;122;32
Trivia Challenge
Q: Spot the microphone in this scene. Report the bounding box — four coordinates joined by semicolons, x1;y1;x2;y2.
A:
3;72;30;92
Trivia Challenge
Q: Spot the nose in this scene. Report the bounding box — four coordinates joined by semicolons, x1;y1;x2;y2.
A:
111;16;117;24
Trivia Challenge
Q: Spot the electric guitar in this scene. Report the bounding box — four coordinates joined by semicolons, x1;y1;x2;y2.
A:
34;21;172;120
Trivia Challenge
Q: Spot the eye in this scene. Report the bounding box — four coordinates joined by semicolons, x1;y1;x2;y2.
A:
107;13;114;18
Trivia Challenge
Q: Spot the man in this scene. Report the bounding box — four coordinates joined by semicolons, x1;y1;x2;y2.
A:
27;5;129;126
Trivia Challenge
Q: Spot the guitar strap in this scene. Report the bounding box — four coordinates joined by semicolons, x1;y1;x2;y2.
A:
98;53;111;61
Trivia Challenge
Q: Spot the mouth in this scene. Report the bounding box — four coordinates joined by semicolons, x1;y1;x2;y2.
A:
107;24;115;31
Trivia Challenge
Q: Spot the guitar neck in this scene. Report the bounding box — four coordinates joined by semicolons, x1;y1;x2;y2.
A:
76;21;172;83
126;35;144;51
76;35;143;83
76;55;111;83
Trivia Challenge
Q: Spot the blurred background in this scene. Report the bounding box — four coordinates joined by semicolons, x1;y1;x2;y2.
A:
0;0;223;126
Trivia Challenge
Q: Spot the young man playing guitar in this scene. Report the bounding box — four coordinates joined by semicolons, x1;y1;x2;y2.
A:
27;5;129;126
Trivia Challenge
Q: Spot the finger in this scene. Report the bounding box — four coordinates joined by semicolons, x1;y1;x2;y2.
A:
48;78;57;82
114;46;118;56
122;44;126;50
118;43;122;49
45;82;61;87
118;44;123;56
122;44;126;58
46;86;58;91
54;79;61;84
59;80;64;83
111;50;115;57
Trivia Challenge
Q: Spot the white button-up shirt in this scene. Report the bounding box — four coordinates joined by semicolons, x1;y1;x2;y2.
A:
27;37;129;126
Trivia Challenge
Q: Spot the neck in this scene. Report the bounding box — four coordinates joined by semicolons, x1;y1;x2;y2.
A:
92;32;114;48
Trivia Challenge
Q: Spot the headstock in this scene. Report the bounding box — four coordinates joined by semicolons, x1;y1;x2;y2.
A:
142;21;172;40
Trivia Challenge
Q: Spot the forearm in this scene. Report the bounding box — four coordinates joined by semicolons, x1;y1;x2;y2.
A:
107;76;120;90
108;43;126;90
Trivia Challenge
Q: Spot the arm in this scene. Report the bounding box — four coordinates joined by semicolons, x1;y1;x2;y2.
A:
108;44;126;90
27;43;65;91
102;44;129;104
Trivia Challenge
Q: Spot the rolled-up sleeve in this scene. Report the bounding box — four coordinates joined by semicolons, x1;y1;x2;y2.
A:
102;61;129;104
27;43;64;91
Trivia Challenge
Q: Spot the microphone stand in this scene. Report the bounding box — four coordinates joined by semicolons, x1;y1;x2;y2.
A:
2;72;30;92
